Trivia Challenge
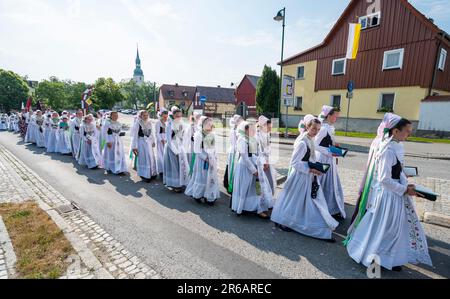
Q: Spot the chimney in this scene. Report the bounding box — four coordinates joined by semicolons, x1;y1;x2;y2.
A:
217;85;221;88
175;83;179;87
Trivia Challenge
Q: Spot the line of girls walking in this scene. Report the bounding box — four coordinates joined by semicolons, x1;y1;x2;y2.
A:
9;104;432;273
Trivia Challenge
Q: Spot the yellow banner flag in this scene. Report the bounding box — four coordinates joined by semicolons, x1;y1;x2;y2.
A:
346;23;362;60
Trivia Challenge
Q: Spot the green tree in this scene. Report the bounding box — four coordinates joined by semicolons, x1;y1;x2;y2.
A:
0;69;30;112
92;78;124;111
35;77;68;111
120;80;142;110
256;65;280;118
64;80;87;109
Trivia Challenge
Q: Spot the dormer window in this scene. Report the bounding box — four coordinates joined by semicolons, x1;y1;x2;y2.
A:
168;90;175;97
359;12;381;30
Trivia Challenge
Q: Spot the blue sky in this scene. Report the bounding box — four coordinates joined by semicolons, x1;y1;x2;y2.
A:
1;0;449;87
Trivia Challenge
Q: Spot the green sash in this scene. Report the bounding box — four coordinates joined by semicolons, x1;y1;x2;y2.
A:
189;153;196;176
227;153;236;194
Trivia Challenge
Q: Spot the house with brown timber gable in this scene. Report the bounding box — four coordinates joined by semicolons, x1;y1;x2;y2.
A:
280;0;450;133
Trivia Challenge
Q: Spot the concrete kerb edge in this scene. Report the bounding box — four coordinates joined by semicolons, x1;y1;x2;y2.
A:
36;199;114;279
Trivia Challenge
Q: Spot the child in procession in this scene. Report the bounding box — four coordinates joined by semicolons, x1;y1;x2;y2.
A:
256;115;277;195
131;110;158;182
102;111;128;175
315;105;346;220
271;115;339;242
185;116;220;205
46;112;60;153
70;110;84;160
224;114;243;195
34;110;46;148
231;121;273;219
346;115;432;272
56;115;72;155
163;107;190;193
78;114;103;169
155;108;169;177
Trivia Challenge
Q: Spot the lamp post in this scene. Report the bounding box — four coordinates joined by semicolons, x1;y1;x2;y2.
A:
274;7;286;127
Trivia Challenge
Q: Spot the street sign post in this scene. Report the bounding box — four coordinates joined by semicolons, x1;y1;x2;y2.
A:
282;75;295;137
345;81;354;136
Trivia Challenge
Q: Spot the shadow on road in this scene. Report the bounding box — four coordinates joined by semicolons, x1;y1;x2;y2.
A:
16;138;450;279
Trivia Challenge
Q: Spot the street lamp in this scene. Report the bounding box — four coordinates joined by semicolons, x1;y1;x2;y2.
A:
274;7;286;130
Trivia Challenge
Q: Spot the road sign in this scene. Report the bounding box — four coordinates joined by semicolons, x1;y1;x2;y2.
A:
347;81;354;93
347;92;353;99
282;75;295;100
199;96;207;105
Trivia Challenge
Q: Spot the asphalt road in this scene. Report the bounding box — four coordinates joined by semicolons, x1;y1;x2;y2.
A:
0;129;449;279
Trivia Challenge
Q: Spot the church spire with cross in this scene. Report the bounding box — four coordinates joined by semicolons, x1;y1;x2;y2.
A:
133;45;144;85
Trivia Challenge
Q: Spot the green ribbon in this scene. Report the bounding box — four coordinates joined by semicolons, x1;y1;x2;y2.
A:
189;153;196;176
227;154;236;194
343;151;376;246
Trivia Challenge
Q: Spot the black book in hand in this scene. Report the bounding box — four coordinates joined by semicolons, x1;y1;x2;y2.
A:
308;162;331;174
119;132;126;137
414;185;439;202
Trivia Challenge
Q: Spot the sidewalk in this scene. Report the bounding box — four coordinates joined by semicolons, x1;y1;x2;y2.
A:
216;128;450;160
0;144;161;279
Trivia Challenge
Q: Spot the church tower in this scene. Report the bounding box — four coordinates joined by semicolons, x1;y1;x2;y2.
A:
133;46;144;85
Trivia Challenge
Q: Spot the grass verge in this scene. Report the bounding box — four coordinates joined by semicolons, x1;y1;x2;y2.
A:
0;201;75;279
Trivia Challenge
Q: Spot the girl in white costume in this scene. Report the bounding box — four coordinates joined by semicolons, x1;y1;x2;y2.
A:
185;116;220;205
34;110;46;148
346;115;432;272
46;112;60;153
70;110;84;161
155;109;169;176
0;114;8;130
231;121;273;219
224;115;243;195
43;111;52;147
78;114;103;169
25;111;37;144
131;110;158;181
256;115;277;195
315;105;346;219
102;112;128;175
271;115;339;242
163;107;190;192
56;115;72;155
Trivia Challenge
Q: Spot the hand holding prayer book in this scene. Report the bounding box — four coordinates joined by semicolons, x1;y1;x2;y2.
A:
404;166;418;177
329;146;349;158
308;162;331;174
414;185;439;202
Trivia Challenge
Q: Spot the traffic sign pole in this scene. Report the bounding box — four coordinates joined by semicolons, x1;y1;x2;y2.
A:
345;81;354;136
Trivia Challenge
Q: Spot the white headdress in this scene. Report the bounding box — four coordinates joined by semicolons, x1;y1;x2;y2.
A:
319;105;334;121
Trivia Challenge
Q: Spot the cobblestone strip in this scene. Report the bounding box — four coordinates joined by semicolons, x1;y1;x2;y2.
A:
0;145;162;279
0;216;17;279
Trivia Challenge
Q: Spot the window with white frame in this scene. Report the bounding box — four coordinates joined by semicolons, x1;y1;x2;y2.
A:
297;66;305;79
439;48;447;71
359;12;381;30
379;93;395;112
330;95;341;109
332;58;346;75
383;49;404;70
294;96;303;110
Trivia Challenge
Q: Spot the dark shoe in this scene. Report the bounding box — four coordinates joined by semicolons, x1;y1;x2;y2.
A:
280;225;293;233
392;266;403;272
194;198;203;204
207;201;215;207
333;214;345;221
151;175;158;180
324;238;337;243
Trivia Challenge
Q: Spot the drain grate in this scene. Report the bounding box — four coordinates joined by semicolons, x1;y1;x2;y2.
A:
56;202;80;214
